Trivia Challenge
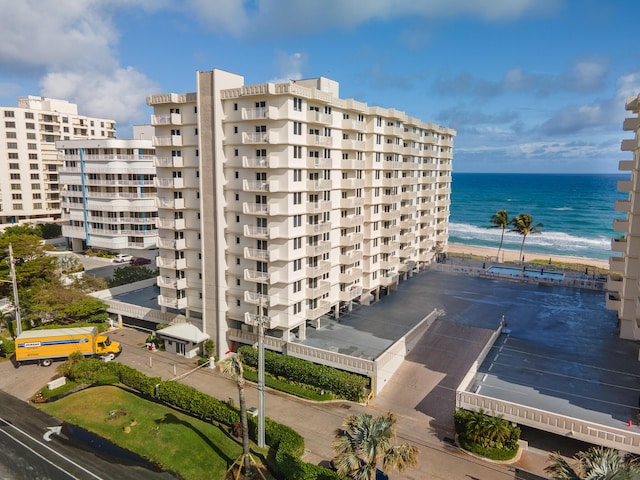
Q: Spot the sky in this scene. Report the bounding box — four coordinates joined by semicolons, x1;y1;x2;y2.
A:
0;0;639;174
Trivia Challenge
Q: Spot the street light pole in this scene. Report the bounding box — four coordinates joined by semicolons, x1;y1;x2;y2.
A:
246;296;270;448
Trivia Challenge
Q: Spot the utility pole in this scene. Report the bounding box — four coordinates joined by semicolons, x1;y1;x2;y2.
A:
8;244;21;336
246;294;270;448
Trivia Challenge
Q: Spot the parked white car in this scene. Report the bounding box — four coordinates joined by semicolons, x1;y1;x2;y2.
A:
113;254;132;263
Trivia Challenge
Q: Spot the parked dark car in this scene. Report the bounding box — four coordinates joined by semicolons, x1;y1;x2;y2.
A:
130;257;152;265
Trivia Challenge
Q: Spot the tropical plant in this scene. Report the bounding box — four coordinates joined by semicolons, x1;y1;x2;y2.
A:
218;352;251;475
488;210;509;260
509;213;543;260
332;412;418;480
545;446;640;479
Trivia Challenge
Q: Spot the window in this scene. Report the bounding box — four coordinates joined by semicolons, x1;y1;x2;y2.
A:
25;122;35;129
293;169;302;181
234;103;238;111
293;280;302;293
30;173;39;180
25;112;33;119
4;111;14;118
293;237;302;249
11;184;20;190
28;153;37;160
11;194;21;200
5;121;15;128
31;183;40;190
234;126;238;134
9;163;18;169
293;302;302;314
293;145;302;159
293;122;302;135
293;97;302;111
6;132;16;139
6;142;17;149
33;203;42;209
8;153;18;159
293;192;302;204
10;173;20;180
32;193;41;199
293;215;302;227
293;259;302;271
27;143;37;150
12;204;22;210
195;128;198;135
26;133;36;139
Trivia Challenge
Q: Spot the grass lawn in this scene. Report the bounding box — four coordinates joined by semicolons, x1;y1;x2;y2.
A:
38;385;252;480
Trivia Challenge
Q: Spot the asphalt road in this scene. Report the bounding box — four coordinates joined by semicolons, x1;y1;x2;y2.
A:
0;390;176;480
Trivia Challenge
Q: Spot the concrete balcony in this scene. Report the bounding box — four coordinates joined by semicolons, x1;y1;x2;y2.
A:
242;132;275;144
306;261;331;278
243;203;270;215
244;269;270;283
156;257;187;270
306;111;332;124
306;222;331;236
400;246;416;257
400;218;416;229
306;179;332;191
306;200;331;213
241;106;278;120
605;292;621;311
340;159;365;170
341;139;366;151
305;300;331;321
619;160;634;171
155;177;185;189
613;218;629;233
244;312;272;326
244;291;270;306
244;225;269;239
623;117;640;131
157;237;186;250
621;139;637;151
341;118;366;131
378;259;397;270
244;247;269;261
400;190;416;200
381;225;401;236
339;268;362;283
609;256;625;273
380;177;398;188
338;233;364;247
242;156;270;168
380;242;400;253
308;135;333;147
339;286;363;302
158;295;188;309
306;157;332;169
618;180;633;192
612;237;627;253
154;156;184;168
380;273;399;287
156;197;185;210
616;199;631;213
151;113;182;125
339;215;364;228
306;281;331;298
242;179;272;193
306;241;331;256
340;178;365;189
156;217;186;230
339;250;363;264
157;276;187;290
606;277;622;293
153;135;183;147
339;197;365;209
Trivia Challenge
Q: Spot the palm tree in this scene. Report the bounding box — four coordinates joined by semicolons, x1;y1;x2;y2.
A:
488;210;509;260
545;446;640;479
332;412;418;480
463;409;489;445
509;213;543;260
219;352;251;475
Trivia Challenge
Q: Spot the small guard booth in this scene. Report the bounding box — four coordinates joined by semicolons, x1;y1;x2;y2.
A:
157;323;209;358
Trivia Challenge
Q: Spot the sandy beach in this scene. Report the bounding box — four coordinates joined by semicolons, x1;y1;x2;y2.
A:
446;242;610;270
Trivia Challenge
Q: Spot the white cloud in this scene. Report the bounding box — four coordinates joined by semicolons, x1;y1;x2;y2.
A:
0;0;160;130
270;52;307;84
40;68;159;126
184;0;559;36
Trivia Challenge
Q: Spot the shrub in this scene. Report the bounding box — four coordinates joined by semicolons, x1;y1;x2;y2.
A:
0;336;15;357
238;346;367;402
454;409;520;461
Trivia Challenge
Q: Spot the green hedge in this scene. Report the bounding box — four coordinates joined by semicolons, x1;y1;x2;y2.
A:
454;409;520;461
238;346;368;402
64;359;340;479
0;336;15;357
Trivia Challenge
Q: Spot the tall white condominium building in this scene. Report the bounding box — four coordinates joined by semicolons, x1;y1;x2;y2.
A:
608;93;640;340
148;69;454;356
0;96;116;225
57;126;157;252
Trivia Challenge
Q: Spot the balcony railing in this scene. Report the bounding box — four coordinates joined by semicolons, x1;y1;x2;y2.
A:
244;269;270;283
244;247;269;261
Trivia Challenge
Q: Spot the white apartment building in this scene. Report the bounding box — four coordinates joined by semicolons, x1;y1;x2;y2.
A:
148;69;454;357
607;93;640;340
0;96;116;225
57;127;157;252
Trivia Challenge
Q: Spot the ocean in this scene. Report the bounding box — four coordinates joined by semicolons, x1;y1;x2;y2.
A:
449;173;628;262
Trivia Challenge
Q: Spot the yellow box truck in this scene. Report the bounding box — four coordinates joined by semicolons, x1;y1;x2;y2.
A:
15;326;122;366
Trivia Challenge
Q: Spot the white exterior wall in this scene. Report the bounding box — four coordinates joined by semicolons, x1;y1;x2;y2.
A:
0;96;116;225
608;94;640;339
147;69;455;357
57;138;157;252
